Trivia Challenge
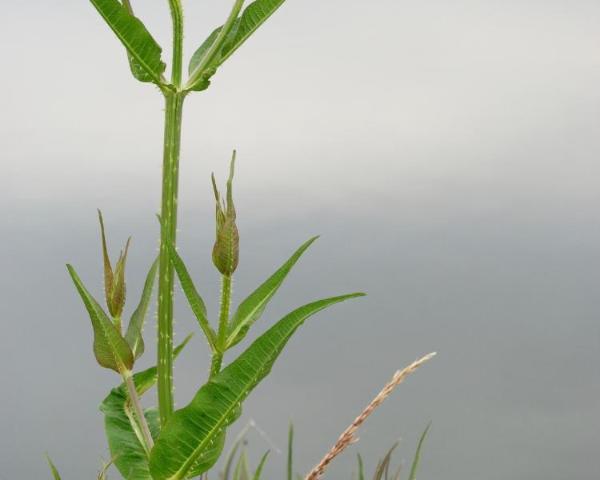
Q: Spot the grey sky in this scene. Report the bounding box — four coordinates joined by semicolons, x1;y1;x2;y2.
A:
1;1;599;479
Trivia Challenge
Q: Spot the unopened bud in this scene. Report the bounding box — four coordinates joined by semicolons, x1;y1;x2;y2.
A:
98;210;131;321
211;152;239;276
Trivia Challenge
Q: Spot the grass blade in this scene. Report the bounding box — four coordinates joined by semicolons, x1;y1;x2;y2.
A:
407;424;431;480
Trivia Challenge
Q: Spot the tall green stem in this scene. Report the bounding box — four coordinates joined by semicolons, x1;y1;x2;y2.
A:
157;0;185;426
210;275;233;378
157;91;184;425
123;370;154;454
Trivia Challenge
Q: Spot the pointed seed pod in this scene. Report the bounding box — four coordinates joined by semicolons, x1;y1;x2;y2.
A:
211;151;239;276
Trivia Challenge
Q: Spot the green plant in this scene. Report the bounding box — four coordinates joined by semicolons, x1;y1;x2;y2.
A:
50;1;434;478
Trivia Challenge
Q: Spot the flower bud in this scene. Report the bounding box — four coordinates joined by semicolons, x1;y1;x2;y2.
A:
211;152;239;276
98;210;130;321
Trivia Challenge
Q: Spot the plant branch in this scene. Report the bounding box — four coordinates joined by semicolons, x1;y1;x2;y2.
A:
304;352;437;480
168;0;184;88
157;90;185;424
123;371;155;454
210;274;233;378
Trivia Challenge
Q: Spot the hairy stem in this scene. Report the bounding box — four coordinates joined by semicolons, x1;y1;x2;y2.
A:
210;275;233;378
157;90;185;424
123;371;155;454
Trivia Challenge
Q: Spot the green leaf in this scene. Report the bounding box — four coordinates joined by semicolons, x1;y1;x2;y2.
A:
89;0;166;85
187;0;288;91
408;424;431;480
67;264;134;373
188;26;222;76
252;451;270;480
125;257;159;359
357;454;364;480
45;455;62;480
101;335;193;480
219;0;289;64
372;444;397;480
226;237;318;348
170;246;217;350
149;293;364;480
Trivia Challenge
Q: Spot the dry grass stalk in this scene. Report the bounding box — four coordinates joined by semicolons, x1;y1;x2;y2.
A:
304;352;436;480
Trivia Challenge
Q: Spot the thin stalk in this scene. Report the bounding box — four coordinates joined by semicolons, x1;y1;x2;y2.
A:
168;0;184;88
210;274;233;378
157;90;185;424
123;371;154;454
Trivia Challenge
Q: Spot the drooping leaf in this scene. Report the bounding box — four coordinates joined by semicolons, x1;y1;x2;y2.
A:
252;451;270;480
125;257;159;359
45;455;62;480
101;335;193;480
408;424;431;480
227;237;318;348
68;265;134;373
170;246;216;350
89;0;166;84
149;293;364;480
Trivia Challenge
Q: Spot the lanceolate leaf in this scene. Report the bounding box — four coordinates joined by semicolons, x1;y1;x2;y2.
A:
227;237;318;348
408;424;431;480
67;265;134;373
219;0;288;64
170;246;217;350
125;257;159;359
149;293;365;480
89;0;166;85
187;0;287;90
188;27;222;76
101;336;193;480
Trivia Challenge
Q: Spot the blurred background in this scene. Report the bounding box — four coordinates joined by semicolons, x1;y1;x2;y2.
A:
1;0;599;478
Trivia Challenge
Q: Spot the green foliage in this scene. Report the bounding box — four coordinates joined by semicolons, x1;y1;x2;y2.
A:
408;424;431;480
149;293;363;479
170;246;216;350
67;264;134;373
227;237;318;349
101;336;192;480
58;1;431;478
188;0;288;90
125;258;159;360
89;0;166;85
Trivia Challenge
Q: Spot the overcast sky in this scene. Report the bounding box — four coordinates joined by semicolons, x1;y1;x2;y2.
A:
1;1;599;479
